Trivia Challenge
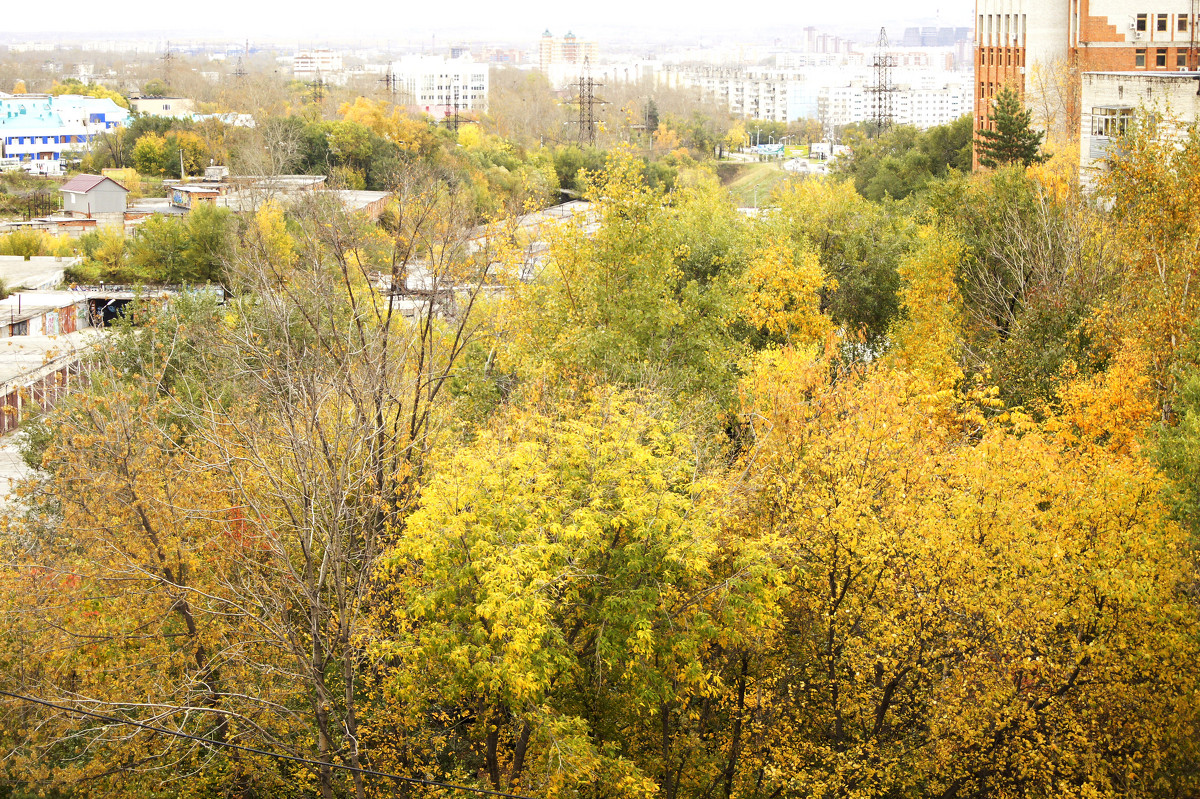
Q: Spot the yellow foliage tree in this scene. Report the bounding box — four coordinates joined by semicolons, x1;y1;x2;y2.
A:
339;95;436;155
742;234;833;347
735;345;1200;799
888;227;964;395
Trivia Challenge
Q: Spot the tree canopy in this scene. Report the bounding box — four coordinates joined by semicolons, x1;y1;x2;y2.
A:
1;104;1199;799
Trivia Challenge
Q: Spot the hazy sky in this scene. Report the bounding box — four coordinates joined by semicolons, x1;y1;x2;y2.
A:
6;0;971;39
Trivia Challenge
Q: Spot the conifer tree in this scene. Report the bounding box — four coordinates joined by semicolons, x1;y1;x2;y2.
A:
975;85;1045;168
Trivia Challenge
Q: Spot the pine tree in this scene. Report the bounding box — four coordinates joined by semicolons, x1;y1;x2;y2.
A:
975;85;1046;168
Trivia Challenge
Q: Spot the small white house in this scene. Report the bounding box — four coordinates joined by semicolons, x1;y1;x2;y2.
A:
59;174;129;217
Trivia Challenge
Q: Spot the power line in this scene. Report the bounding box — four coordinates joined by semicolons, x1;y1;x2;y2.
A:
0;690;534;799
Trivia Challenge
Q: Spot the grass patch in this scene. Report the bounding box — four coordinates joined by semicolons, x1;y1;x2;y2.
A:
722;161;790;208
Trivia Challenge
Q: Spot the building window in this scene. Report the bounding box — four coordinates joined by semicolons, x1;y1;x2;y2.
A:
1179;51;1188;67
1157;48;1167;67
1137;13;1148;31
1136;48;1147;67
1179;15;1189;32
1092;106;1133;137
1158;14;1169;32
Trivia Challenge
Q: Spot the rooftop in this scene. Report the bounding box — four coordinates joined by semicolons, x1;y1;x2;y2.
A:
0;256;76;291
61;174;128;194
0;329;98;388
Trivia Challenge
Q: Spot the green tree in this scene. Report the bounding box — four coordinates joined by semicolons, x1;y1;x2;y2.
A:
512;147;746;409
128;204;234;283
141;79;169;97
131;132;172;176
836;116;974;201
975;86;1045;168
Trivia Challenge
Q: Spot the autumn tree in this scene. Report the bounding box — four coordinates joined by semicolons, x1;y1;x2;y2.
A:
371;387;779;798
1;164;512;799
1027;56;1082;140
766;179;918;349
1100;114;1200;405
734;340;1200;799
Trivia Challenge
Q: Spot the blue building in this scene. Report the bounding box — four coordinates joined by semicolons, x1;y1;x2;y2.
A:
0;93;130;176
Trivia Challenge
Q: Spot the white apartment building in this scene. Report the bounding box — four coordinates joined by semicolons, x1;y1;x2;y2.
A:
293;49;345;82
659;66;809;122
390;55;488;119
817;70;971;129
818;81;871;128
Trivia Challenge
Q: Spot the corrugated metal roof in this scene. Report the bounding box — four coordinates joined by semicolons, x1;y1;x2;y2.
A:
60;174;128;194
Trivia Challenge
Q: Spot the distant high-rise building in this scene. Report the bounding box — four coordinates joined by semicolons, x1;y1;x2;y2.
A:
538;30;599;73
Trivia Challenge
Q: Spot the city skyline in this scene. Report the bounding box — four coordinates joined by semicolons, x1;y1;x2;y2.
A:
3;0;972;39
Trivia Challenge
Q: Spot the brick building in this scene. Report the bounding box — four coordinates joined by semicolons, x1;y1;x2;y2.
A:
974;1;1200;152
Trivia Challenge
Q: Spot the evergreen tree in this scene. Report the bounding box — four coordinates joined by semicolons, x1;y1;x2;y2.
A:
975;85;1045;168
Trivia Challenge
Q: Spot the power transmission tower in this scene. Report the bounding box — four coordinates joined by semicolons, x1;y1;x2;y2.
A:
866;27;896;135
379;65;398;100
570;58;605;146
161;40;175;88
232;56;247;80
